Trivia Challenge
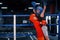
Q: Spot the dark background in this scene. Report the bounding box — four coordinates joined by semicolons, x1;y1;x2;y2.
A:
0;0;59;14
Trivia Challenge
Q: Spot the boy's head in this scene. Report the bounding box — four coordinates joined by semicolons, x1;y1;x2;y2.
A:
31;1;43;14
36;6;43;13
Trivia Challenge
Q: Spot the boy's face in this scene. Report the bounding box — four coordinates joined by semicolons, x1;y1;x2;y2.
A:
36;9;40;13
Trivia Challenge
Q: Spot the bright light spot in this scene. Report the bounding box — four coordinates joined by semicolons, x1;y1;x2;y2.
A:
11;10;13;12
1;7;8;9
28;7;33;9
0;2;3;4
46;16;49;24
36;3;40;5
57;25;59;33
49;16;51;20
23;20;27;23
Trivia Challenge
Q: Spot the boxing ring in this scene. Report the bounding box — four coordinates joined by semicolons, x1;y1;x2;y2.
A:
0;13;60;40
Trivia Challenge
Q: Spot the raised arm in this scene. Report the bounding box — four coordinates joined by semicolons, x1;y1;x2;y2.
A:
33;9;36;13
40;5;46;17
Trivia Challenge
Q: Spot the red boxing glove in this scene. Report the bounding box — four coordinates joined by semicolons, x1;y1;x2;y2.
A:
41;20;46;25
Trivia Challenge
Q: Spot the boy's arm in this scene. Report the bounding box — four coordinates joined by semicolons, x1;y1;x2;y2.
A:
40;5;46;17
33;9;36;13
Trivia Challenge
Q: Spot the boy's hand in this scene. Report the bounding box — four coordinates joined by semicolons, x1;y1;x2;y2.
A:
40;13;44;18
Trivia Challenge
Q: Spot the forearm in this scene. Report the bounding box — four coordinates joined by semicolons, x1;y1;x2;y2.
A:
33;9;36;13
40;5;46;17
42;5;46;14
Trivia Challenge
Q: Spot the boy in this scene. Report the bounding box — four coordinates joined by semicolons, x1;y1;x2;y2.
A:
29;1;49;40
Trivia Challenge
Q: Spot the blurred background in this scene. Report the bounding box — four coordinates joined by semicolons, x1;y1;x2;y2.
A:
0;0;60;40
